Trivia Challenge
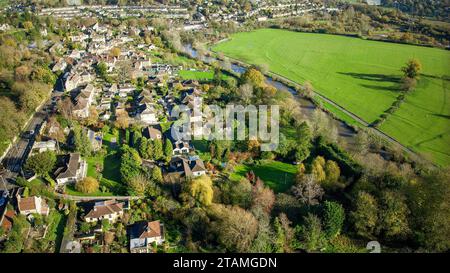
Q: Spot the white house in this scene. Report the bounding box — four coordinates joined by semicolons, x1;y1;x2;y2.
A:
17;196;49;217
84;200;124;223
137;103;158;125
168;156;206;177
172;140;190;156
54;153;87;185
129;221;164;253
30;140;57;155
52;59;68;72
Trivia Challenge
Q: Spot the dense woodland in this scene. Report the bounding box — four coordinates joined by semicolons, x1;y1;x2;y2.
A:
0;13;57;155
381;0;449;21
272;4;450;47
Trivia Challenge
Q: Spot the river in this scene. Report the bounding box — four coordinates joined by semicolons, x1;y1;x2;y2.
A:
181;44;357;144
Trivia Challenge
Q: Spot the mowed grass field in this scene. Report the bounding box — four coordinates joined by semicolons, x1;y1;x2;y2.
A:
230;160;298;193
178;70;230;81
213;29;450;165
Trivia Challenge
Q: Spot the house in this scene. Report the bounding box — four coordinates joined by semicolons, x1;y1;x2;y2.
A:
142;126;162;141
54;153;87;185
17;196;50;216
98;97;112;111
136;103;158;125
52;59;68;72
0;208;15;235
119;83;135;93
68;49;84;60
168;155;206;178
109;83;118;94
172;140;190;156
129;220;164;253
78;84;97;104
70;33;89;43
31;140;57;155
99;55;117;72
118;83;135;98
0;192;15;235
65;73;81;91
84;200;125;223
73;84;97;118
139;95;154;106
73;98;90;118
90;34;106;43
80;71;92;83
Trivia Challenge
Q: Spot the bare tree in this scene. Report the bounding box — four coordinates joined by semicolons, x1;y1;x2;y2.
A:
291;174;324;206
238;83;253;104
303;81;314;98
117;60;132;83
57;97;73;120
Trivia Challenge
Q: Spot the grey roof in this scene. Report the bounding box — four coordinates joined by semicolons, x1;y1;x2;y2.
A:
55;153;80;179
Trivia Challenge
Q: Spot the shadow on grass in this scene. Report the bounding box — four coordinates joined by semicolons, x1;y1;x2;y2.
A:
54;213;67;253
433;114;450;119
338;72;402;92
95;136;126;195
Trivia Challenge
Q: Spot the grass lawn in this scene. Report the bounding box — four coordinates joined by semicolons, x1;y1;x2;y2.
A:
178;70;229;81
179;70;215;80
67;132;126;196
230;160;298;193
45;210;67;253
213;28;450;165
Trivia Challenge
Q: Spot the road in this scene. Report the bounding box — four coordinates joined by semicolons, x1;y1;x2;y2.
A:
54;193;141;202
0;90;62;190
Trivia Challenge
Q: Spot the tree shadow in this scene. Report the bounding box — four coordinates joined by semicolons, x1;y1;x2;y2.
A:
433;114;450;119
338;72;402;92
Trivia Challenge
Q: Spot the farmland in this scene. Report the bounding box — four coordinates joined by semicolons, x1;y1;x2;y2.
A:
213;28;450;165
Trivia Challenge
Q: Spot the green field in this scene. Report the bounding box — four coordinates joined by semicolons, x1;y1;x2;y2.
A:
178;70;229;81
230;160;298;193
179;70;215;80
213;28;450;165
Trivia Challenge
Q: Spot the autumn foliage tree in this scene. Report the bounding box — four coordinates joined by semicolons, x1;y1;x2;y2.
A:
188;175;214;207
110;47;121;58
402;59;422;79
115;110;130;129
350;191;379;239
76;177;99;194
241;67;265;88
209;204;258;252
251;178;275;214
